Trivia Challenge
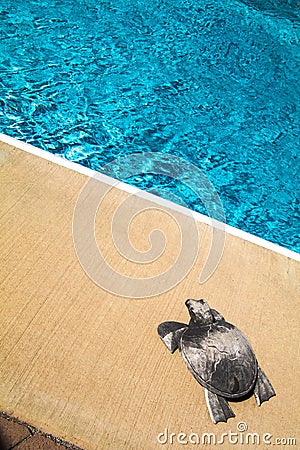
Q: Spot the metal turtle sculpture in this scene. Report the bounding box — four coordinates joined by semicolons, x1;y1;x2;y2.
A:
158;299;275;423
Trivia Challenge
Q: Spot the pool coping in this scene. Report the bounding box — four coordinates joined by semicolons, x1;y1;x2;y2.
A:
1;132;299;263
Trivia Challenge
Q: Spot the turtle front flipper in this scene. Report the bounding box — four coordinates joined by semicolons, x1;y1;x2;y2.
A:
254;366;276;406
204;389;235;424
158;321;188;353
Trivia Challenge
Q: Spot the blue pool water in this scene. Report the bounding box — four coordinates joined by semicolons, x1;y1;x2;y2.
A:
0;0;299;253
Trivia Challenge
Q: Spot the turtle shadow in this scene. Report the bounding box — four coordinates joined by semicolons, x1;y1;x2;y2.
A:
227;389;254;404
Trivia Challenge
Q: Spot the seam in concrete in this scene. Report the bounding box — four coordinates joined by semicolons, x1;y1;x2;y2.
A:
9;433;33;450
0;413;84;450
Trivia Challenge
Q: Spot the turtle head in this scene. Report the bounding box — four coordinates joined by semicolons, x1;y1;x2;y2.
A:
185;299;213;327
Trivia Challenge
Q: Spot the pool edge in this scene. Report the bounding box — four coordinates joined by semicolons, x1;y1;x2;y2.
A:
1;132;299;263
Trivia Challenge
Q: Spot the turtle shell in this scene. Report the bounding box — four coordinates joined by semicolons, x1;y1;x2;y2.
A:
180;321;257;398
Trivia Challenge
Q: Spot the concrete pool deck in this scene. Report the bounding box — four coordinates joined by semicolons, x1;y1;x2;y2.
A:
0;138;299;449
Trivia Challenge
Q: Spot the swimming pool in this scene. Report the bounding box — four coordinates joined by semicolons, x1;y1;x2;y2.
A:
0;0;299;253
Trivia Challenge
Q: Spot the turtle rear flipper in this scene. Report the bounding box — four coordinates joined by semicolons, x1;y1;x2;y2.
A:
254;366;276;406
205;389;235;424
157;321;188;353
